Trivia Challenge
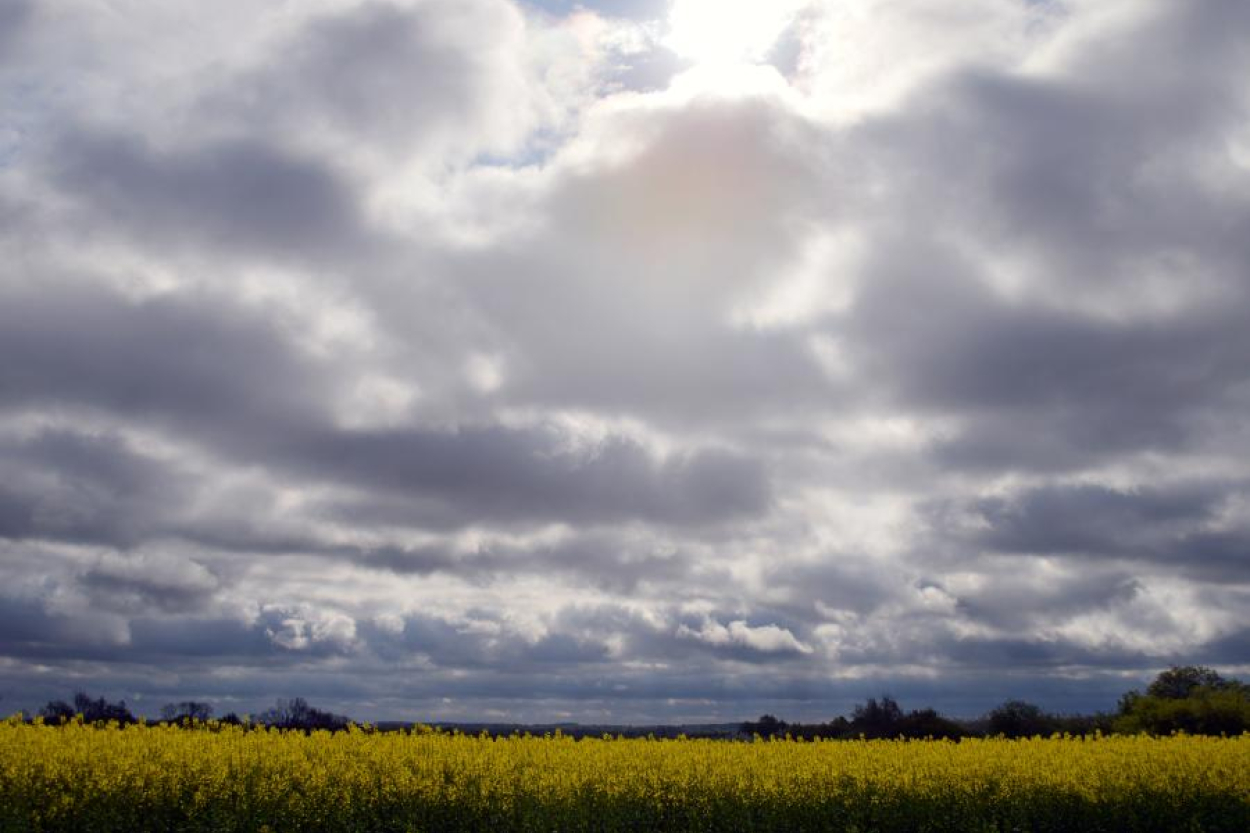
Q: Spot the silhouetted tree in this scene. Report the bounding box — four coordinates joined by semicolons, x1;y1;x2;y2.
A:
821;715;852;738
740;714;788;738
850;696;904;738
258;697;350;732
160;701;214;722
1051;712;1114;736
987;700;1055;738
72;692;135;724
898;707;969;740
787;716;852;740
39;699;75;723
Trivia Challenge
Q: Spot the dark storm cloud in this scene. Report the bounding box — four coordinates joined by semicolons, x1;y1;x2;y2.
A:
0;282;763;532
0;283;327;431
79;554;220;616
855;274;1249;420
968;484;1221;555
127;615;281;661
0;571;356;666
825;7;1250;472
0;429;189;548
0;425;351;561
1172;532;1250;582
1197;626;1250;666
360;532;701;591
858;9;1250;283
950;570;1142;632
49;132;364;259
0;595;86;657
278;426;770;528
928;482;1250;582
0;424;748;588
209;423;770;531
935;635;1154;671
839;242;1250;470
760;555;901;617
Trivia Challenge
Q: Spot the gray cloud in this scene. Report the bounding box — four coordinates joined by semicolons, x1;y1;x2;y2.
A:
967;484;1221;555
0;429;190;548
0;282;762;533
206;0;531;158
0;283;328;432
447;95;840;426
2;0;1249;722
0;0;32;63
838;226;1250;472
80;553;220;615
928;481;1250;582
49;132;365;260
277;425;770;528
359;532;702;592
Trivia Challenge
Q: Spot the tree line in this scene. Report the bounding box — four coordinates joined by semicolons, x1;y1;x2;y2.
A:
31;695;352;732
18;666;1249;738
741;666;1250;739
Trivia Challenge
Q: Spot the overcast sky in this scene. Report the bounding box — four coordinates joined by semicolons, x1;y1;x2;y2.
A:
1;0;1248;723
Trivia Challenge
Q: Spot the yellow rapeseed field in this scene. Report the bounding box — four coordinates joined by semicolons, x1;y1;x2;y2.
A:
1;717;1246;832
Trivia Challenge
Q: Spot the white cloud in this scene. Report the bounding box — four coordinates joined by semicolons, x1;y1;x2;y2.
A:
665;0;808;65
678;619;814;655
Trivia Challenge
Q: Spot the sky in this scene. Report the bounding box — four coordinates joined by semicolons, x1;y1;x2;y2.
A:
1;0;1248;724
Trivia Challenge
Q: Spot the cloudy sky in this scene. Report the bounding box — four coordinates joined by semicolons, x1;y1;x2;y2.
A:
1;0;1248;723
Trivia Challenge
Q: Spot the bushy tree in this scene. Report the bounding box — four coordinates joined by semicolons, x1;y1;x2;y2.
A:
1116;666;1249;736
1146;666;1237;699
1116;688;1250;736
844;698;970;739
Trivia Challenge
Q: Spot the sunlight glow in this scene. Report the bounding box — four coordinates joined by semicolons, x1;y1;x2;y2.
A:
664;0;806;66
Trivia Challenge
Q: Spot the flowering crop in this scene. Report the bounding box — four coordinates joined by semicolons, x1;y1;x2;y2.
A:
1;717;1246;832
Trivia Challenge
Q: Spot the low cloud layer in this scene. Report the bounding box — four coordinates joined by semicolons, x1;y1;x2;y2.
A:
1;0;1247;722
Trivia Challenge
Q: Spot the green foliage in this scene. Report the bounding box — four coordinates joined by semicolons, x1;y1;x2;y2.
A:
1115;666;1250;736
1114;686;1250;736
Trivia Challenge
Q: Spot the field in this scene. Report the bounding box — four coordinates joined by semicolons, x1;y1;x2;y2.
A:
1;719;1246;832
